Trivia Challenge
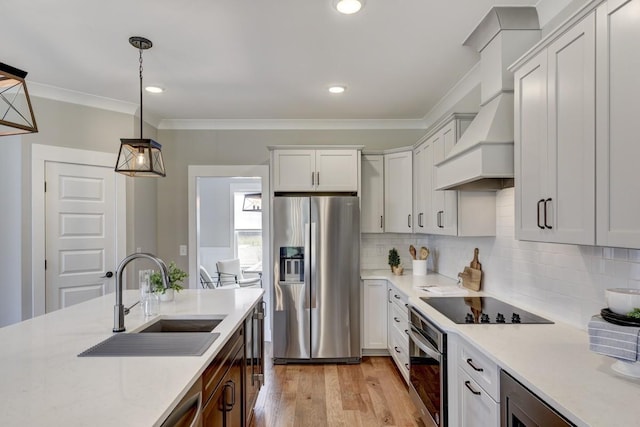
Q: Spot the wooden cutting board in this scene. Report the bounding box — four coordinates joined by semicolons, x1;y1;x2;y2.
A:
459;248;482;291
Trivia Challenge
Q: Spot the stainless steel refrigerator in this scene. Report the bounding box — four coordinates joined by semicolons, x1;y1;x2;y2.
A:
272;196;360;363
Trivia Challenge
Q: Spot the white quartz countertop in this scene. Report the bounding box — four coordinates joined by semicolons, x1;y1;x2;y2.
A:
362;269;640;427
0;288;263;427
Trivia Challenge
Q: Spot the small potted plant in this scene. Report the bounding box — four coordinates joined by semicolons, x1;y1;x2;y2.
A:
150;261;188;301
388;248;403;275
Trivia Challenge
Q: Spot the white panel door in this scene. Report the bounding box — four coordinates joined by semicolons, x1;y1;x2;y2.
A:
45;162;116;311
547;12;596;245
597;0;640;248
515;50;548;241
361;155;384;233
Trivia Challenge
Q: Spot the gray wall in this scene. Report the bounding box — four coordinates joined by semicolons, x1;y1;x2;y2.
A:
0;96;160;325
156;128;426;272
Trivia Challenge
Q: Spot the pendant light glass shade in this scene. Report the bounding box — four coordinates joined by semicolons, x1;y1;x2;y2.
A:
115;138;165;177
115;36;166;177
0;62;38;136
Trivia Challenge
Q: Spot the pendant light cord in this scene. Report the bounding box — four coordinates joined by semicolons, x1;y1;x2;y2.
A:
139;47;144;140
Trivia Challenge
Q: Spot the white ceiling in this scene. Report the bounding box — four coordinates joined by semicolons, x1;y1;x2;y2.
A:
4;0;539;124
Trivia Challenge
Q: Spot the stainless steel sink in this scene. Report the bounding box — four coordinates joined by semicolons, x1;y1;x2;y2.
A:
78;316;226;357
137;317;225;333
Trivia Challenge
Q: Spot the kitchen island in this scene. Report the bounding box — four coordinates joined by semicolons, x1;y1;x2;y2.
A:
362;269;640;427
0;288;263;426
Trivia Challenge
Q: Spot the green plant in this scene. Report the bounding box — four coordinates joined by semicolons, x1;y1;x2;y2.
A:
150;262;188;294
388;248;401;269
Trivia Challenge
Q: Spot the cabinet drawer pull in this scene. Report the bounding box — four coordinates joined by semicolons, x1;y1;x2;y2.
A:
404;329;409;335
405;363;410;370
393;317;401;323
537;199;545;229
544;198;553;229
464;380;481;396
466;358;484;372
394;294;401;300
394;346;401;354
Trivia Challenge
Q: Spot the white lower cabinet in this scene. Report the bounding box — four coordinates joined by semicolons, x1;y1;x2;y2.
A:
362;279;388;353
452;336;500;427
387;283;409;383
458;369;499;427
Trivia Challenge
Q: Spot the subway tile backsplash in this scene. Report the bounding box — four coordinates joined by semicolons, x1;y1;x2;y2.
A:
361;188;639;330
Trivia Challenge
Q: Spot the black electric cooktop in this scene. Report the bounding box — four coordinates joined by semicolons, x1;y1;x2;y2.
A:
420;296;553;324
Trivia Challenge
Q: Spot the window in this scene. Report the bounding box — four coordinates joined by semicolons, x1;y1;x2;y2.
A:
233;192;262;271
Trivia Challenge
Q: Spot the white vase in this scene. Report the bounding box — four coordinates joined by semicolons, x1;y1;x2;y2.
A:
159;288;174;302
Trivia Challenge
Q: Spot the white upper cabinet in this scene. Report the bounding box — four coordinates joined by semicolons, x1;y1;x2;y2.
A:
413;142;432;232
596;0;640;248
361;154;385;233
271;148;359;192
384;150;413;233
414;115;495;237
514;11;596;245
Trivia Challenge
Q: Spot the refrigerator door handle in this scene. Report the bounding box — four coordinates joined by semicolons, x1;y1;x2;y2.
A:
304;222;312;309
309;221;317;309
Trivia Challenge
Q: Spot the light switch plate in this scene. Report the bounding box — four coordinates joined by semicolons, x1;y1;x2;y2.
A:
179;245;187;256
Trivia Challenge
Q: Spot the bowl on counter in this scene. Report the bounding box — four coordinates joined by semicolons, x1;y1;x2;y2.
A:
605;288;640;315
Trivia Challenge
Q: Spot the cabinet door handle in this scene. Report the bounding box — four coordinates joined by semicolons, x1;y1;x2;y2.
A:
404;329;409;335
408;214;411;228
464;380;482;396
380;215;384;229
223;381;236;411
405;363;409;370
437;211;444;228
418;212;423;228
311;172;315;186
544;198;553;229
466;358;484;372
394;294;401;300
537;199;545;229
394;346;401;354
316;171;320;186
393;317;401;323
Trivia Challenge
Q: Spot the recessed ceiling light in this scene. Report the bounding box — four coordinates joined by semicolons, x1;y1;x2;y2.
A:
329;85;346;94
145;86;164;93
334;0;364;14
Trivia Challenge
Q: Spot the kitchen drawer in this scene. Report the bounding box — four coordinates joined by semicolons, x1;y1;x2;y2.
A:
388;285;409;311
389;326;410;380
202;328;243;405
458;337;499;401
389;298;409;333
458;368;499;427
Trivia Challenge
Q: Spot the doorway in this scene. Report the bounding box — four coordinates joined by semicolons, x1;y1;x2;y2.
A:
188;165;271;340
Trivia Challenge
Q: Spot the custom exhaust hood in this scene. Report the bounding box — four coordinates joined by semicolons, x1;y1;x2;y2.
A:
435;7;540;191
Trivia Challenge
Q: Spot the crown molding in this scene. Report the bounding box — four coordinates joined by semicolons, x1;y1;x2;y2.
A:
157;118;427;131
29;82;138;116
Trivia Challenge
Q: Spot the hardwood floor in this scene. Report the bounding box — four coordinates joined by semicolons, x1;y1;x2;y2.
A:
251;346;426;427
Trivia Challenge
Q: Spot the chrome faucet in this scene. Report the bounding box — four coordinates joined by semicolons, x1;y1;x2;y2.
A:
113;253;170;332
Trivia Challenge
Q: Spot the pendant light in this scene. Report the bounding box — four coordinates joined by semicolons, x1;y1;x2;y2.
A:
115;36;166;177
0;62;38;136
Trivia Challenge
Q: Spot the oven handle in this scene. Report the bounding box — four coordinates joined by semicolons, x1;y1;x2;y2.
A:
409;326;441;361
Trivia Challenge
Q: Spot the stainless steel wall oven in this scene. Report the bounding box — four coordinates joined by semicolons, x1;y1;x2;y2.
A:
408;306;447;426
